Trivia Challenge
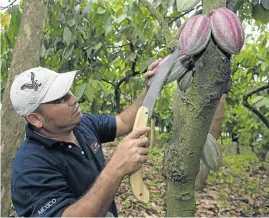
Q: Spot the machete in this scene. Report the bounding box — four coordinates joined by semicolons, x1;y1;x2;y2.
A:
129;48;187;203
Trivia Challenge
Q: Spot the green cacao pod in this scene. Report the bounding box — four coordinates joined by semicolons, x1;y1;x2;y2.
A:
165;56;189;85
177;70;193;91
202;134;222;171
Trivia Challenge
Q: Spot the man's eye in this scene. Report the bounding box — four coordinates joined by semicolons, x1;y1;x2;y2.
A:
54;97;65;104
59;97;65;104
50;97;64;104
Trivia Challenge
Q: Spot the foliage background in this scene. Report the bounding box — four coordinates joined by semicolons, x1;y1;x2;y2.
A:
1;0;268;156
1;0;269;216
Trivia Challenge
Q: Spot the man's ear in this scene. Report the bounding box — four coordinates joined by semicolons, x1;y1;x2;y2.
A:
25;113;43;128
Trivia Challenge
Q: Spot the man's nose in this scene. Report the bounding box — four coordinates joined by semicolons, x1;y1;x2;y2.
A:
68;93;78;105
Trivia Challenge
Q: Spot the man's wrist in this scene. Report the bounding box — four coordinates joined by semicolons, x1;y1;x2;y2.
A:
105;160;125;181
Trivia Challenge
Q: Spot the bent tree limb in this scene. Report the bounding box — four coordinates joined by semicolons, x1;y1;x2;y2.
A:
164;0;230;216
1;0;48;216
243;83;269;128
138;0;174;48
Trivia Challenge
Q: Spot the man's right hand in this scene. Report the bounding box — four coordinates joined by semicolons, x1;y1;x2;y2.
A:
108;127;150;178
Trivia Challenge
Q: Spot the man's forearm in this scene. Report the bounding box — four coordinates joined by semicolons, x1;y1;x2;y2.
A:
62;163;123;217
116;89;147;136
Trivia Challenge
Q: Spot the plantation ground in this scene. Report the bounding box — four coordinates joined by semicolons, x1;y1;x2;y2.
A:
8;140;269;217
104;140;269;217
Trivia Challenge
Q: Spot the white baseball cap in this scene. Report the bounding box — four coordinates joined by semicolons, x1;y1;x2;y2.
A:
10;67;79;116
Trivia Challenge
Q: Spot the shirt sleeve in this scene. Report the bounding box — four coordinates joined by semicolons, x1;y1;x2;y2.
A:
11;167;76;217
82;113;117;143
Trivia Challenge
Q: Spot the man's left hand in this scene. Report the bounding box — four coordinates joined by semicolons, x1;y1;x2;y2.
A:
144;58;162;87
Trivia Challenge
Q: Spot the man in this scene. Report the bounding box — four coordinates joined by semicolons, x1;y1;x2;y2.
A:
10;62;160;217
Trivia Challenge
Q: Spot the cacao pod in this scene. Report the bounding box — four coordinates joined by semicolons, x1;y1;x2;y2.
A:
176;0;200;13
178;70;193;91
211;7;245;54
202;134;222;171
180;15;211;56
165;56;189;84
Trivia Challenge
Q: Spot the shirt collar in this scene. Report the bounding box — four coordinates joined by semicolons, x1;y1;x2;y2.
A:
25;124;62;148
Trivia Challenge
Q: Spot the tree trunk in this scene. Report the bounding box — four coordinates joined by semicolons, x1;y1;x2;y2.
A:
164;35;230;217
209;95;226;139
1;0;48;216
195;161;210;191
196;94;226;191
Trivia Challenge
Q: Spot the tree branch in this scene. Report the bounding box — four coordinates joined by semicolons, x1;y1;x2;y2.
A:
167;5;201;25
243;83;269;128
113;43;141;112
138;0;173;48
117;43;140;87
102;79;115;87
0;0;18;10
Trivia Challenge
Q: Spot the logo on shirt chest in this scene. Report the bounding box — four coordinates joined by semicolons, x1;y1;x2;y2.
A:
90;140;100;153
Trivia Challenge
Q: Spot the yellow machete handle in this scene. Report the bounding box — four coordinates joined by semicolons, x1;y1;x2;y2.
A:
129;106;149;203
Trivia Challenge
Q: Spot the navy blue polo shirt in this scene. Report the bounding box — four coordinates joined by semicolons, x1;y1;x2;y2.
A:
11;113;118;217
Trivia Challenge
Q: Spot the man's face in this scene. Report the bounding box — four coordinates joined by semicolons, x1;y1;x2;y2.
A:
38;91;82;133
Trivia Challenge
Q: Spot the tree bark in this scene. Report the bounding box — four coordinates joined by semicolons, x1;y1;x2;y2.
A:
195;95;226;191
165;37;230;215
1;0;48;216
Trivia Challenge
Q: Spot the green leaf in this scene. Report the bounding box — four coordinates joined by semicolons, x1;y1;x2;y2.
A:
63;27;72;45
91;80;98;89
75;83;86;100
116;14;127;24
94;42;102;51
261;62;267;71
85;84;94;101
256;97;269;108
63;45;74;59
139;58;155;72
252;4;269;24
67;19;75;26
82;0;93;15
97;7;106;14
105;16;113;36
257;54;265;61
129;52;137;61
1;12;11;28
251;96;263;104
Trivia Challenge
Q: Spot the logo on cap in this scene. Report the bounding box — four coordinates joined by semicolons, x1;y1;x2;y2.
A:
20;72;42;91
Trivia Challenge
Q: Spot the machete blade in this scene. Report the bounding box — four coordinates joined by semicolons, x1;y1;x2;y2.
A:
142;48;181;116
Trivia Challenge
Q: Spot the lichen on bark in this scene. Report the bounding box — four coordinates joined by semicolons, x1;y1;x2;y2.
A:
163;0;231;215
165;38;230;217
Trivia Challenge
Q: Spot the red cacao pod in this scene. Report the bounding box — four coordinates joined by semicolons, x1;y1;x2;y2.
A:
180;15;211;56
211;7;244;54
